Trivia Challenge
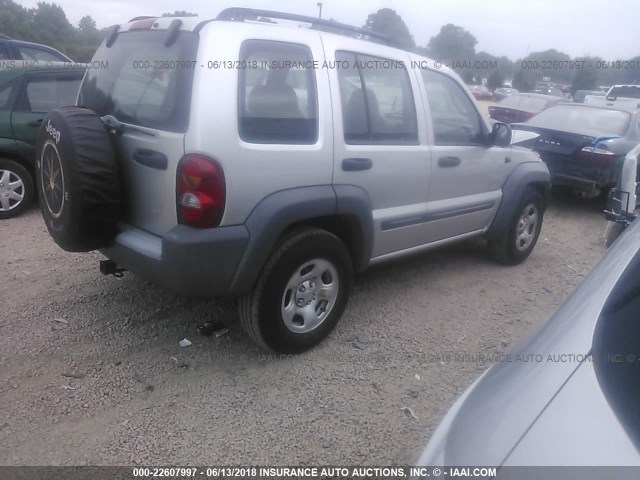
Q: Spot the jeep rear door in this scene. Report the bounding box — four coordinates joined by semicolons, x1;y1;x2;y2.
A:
78;28;198;236
325;39;432;258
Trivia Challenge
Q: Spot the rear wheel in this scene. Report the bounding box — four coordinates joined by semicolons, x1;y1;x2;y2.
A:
489;187;544;265
0;159;34;219
239;228;353;353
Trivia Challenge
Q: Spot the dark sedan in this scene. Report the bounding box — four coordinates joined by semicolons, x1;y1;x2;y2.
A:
488;93;564;123
512;102;640;198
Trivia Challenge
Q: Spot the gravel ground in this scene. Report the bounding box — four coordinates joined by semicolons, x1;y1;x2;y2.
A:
0;191;608;466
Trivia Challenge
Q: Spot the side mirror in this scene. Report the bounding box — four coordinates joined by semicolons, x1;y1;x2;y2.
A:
491;122;512;147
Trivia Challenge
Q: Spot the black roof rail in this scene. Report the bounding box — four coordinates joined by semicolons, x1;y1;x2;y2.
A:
216;7;395;47
129;16;157;22
0;34;12;40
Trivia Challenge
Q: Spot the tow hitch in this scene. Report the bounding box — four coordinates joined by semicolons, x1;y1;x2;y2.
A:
100;260;126;277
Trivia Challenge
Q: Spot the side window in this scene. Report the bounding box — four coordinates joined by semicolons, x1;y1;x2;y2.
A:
56;77;82;106
337;51;418;145
421;69;484;146
0;44;10;60
238;40;318;144
0;82;14;110
22;76;82;112
18;46;65;62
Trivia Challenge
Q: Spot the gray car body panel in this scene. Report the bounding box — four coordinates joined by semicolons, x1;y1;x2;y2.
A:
417;216;640;466
503;360;639;466
485;159;551;238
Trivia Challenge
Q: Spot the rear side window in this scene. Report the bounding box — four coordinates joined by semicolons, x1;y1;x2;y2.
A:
20;75;82;112
337;51;417;145
0;81;15;110
18;46;64;62
421;69;484;146
0;44;10;60
238;40;318;144
79;31;197;133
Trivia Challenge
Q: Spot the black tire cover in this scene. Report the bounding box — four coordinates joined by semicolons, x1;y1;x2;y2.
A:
36;106;121;252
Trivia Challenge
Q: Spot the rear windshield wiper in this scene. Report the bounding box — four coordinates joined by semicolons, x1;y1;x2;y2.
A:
102;115;155;137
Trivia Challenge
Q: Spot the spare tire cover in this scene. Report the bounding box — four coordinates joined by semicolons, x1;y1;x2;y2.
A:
36;106;121;252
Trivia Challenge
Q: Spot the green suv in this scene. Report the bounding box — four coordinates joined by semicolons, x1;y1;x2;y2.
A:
0;62;85;218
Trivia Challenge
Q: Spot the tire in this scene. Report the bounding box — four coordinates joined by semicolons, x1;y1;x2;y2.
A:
239;228;353;353
0;159;34;219
489;187;545;265
35;107;121;252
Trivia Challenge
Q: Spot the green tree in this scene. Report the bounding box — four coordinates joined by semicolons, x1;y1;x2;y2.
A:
78;15;96;31
487;70;505;91
521;49;572;83
426;24;477;64
364;8;415;51
512;70;538;92
162;11;198;17
571;57;598;94
30;2;74;47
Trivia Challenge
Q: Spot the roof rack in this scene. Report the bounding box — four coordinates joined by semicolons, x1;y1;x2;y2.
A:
216;7;395;47
0;34;12;40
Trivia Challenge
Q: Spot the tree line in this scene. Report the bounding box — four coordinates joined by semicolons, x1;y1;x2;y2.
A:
1;1;638;92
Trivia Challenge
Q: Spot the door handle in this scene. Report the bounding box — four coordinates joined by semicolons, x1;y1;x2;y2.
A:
132;148;168;170
438;156;461;168
27;119;44;127
342;158;373;171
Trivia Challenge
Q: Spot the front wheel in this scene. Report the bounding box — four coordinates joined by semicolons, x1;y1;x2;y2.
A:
0;159;34;219
239;228;353;353
489;187;545;265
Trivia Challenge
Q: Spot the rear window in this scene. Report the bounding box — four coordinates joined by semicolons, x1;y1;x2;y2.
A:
79;31;197;132
609;86;640;99
498;95;550;113
527;105;630;136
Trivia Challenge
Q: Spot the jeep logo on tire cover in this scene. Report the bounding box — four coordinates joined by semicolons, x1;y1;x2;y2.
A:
46;120;61;144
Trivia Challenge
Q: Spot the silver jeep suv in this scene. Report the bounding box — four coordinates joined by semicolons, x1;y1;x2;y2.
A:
35;8;550;353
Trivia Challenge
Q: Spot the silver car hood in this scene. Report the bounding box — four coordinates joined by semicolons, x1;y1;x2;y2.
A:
418;217;640;466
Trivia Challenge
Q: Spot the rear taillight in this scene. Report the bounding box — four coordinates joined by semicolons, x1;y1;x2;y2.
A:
176;154;225;228
578;146;617;165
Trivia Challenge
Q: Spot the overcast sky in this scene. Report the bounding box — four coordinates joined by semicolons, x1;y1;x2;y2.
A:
15;0;640;60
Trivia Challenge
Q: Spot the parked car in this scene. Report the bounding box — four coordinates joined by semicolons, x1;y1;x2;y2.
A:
0;62;85;219
573;89;605;103
511;102;640;199
468;84;492;100
416;211;640;468
0;34;72;62
607;84;640;100
35;8;550;353
488;93;564;123
493;87;518;101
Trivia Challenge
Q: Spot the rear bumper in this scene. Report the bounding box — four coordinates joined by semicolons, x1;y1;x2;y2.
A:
545;161;620;191
101;223;249;298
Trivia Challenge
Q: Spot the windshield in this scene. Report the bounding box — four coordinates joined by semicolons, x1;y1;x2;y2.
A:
527;104;630;136
498;95;550;113
609;86;640;99
78;31;197;132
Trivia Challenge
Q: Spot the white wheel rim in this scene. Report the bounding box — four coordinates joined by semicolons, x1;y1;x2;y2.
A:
0;168;25;212
280;258;340;333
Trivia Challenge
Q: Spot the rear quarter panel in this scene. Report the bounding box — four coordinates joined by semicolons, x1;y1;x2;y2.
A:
186;23;334;226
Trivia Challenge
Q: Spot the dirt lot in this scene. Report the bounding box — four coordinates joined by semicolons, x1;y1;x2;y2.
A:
1;192;608;466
